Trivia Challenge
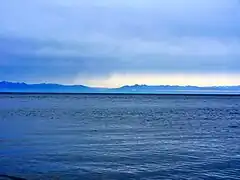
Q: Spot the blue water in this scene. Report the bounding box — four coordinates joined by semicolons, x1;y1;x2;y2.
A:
0;94;240;180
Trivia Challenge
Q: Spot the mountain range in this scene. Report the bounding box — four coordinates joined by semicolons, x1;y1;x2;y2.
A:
1;81;240;94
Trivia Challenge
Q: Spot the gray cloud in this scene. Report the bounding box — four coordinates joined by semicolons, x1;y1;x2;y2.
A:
1;36;239;82
0;0;240;83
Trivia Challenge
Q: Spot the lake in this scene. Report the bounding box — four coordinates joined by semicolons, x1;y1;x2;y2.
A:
0;94;240;179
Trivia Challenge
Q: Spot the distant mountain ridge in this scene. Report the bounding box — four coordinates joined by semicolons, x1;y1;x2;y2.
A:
0;81;95;93
0;81;240;94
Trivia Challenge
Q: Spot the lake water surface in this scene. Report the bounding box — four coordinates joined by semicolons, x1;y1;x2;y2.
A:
0;94;240;179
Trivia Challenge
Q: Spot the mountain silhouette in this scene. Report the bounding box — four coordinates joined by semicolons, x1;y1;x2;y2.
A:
0;81;240;94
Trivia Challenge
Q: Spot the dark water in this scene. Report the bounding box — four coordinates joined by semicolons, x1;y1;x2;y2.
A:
0;94;240;180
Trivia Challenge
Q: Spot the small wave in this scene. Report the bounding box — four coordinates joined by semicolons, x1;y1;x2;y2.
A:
0;175;26;180
228;125;239;129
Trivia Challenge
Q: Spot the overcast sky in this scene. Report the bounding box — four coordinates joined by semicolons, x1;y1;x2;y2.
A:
1;0;240;87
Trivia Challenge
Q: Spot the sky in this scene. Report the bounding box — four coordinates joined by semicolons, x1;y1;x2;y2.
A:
0;0;240;87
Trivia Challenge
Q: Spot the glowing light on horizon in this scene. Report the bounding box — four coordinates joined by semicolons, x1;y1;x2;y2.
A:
73;73;240;88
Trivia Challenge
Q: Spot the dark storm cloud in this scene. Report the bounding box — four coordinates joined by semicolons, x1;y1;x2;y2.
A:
1;36;240;83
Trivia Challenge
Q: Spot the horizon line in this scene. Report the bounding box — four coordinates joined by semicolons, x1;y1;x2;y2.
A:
1;92;240;96
1;81;240;89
